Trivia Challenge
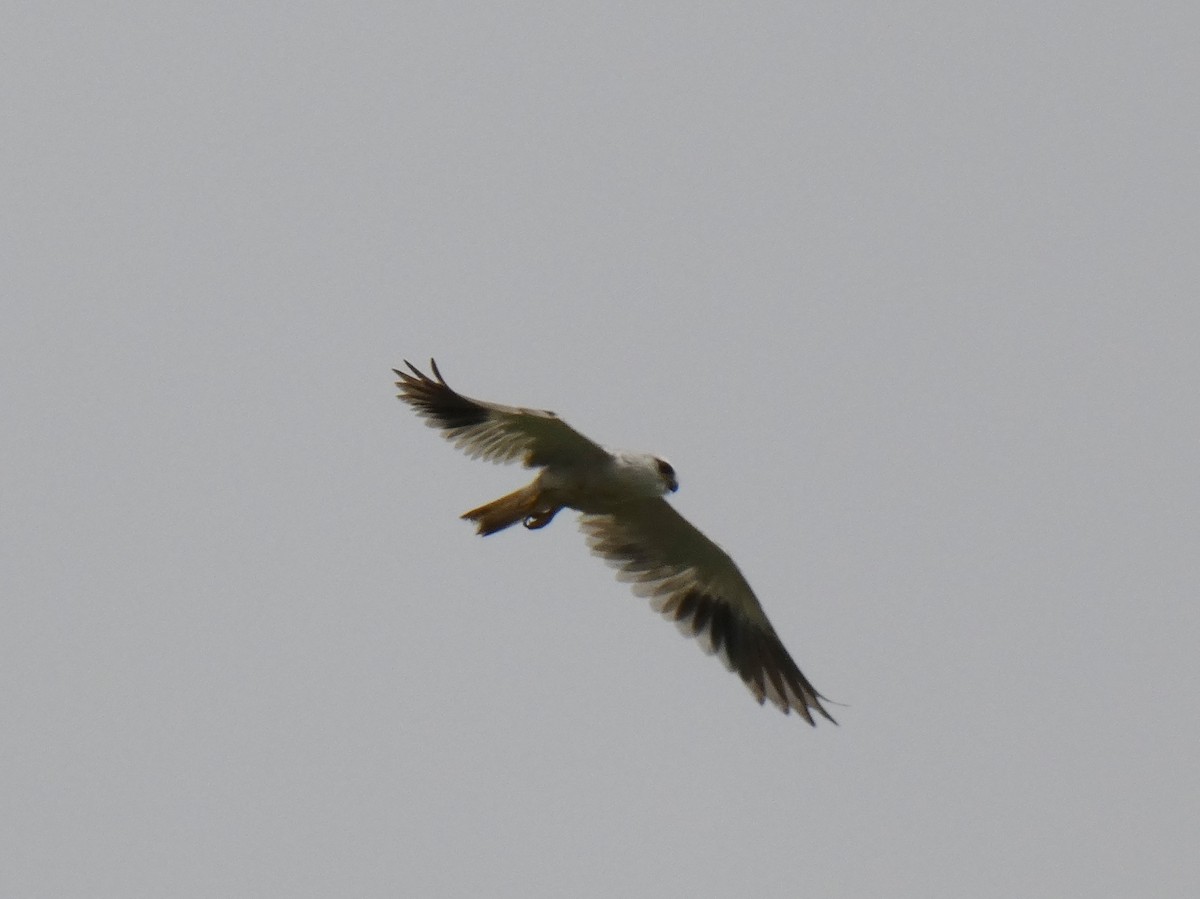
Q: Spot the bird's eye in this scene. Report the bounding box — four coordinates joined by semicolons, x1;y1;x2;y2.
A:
656;459;675;479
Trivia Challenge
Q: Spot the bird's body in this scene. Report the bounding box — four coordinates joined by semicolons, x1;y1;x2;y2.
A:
464;450;678;535
394;359;835;725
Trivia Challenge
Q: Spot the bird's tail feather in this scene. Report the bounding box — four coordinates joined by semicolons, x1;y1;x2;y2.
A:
461;482;542;536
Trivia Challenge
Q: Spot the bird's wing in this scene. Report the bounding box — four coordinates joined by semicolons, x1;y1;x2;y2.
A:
580;499;835;724
395;359;609;467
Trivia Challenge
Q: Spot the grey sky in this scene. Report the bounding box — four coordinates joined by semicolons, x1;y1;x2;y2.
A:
4;3;1198;897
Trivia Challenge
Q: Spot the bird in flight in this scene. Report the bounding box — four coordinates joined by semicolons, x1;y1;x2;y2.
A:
394;359;835;724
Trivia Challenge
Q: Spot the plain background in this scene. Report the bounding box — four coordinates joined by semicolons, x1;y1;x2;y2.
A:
4;3;1198;897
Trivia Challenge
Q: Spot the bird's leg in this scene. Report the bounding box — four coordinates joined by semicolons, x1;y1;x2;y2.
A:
523;505;561;530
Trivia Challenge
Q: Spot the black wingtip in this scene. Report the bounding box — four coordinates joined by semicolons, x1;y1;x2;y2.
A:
396;358;448;387
394;359;442;387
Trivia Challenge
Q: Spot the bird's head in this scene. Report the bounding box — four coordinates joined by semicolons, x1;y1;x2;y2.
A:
611;451;679;496
653;456;679;494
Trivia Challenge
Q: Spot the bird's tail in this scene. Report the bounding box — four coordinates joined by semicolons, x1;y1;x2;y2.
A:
461;481;544;536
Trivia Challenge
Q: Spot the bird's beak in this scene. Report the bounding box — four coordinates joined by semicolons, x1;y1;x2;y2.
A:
668;478;679;493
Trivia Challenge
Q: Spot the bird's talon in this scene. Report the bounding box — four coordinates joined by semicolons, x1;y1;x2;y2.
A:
523;509;557;529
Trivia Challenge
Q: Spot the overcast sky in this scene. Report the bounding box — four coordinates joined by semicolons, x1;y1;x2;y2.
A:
4;3;1198;897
